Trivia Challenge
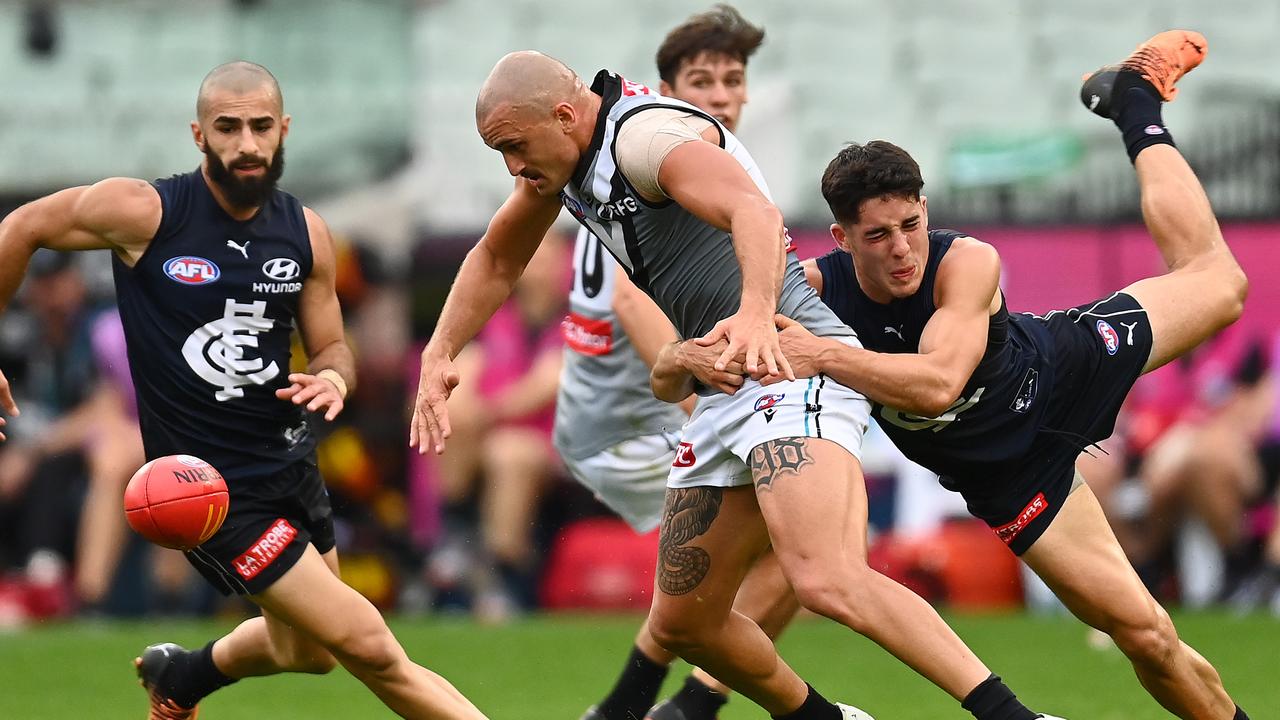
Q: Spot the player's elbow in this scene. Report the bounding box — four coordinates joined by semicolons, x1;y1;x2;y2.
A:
0;204;41;254
913;384;961;419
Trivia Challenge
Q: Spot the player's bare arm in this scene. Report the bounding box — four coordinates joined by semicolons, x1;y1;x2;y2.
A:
779;239;1001;417
275;207;354;422
658;137;793;381
411;178;562;454
0;177;159;434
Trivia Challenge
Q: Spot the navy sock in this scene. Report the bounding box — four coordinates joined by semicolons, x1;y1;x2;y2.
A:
597;646;670;720
1112;79;1176;164
169;641;237;708
670;675;729;720
771;684;841;720
961;674;1038;720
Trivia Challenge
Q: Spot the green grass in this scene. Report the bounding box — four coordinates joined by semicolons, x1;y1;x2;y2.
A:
1;611;1276;718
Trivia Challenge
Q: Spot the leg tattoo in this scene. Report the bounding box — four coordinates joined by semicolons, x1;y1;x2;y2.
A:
749;438;814;490
657;488;724;595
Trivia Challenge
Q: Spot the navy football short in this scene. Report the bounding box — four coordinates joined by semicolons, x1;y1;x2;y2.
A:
185;456;335;596
951;291;1153;555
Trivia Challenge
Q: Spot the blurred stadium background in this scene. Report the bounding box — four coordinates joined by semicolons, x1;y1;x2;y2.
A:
1;0;1278;717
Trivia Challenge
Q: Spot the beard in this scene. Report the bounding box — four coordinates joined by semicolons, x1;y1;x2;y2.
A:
203;142;286;210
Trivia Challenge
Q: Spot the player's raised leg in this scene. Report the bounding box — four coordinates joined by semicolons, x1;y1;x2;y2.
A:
1022;479;1240;719
750;438;1015;709
1081;30;1247;374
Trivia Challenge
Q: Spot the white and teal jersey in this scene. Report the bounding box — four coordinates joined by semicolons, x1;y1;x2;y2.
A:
553;226;688;461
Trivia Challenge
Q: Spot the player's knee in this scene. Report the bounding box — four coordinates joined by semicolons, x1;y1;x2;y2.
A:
647;608;710;655
330;622;403;678
1109;605;1179;668
788;565;872;631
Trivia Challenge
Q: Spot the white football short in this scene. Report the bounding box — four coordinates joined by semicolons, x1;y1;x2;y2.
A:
562;430;680;533
668;352;872;490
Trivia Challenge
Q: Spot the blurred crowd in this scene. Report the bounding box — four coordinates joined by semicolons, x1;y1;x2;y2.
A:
1;229;1278;626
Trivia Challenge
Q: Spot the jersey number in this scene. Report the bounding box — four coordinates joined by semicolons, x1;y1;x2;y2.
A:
878;387;985;433
579;233;605;298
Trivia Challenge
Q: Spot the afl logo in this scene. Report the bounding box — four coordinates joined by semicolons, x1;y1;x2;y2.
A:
164;256;220;285
262;258;301;281
175;455;207;467
754;394;785;412
1096;319;1120;356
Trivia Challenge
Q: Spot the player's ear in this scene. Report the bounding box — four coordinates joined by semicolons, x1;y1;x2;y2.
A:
191;121;204;151
659;80;673;96
280;113;291;141
831;223;851;252
920;195;928;226
554;102;575;134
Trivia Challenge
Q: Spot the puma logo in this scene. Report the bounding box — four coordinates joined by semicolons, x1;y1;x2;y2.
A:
1088;94;1101;111
227;239;250;259
1121;321;1138;346
884;326;904;341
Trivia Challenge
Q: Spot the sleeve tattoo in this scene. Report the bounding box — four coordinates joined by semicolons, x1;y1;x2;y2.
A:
656;487;724;595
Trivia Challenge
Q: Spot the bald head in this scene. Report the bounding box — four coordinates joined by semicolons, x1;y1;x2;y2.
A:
197;61;282;120
476;51;582;124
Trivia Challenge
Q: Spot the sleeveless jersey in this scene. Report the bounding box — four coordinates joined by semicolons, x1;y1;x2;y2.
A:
558;71;852;374
815;230;1055;479
554;226;689;460
112;169;316;481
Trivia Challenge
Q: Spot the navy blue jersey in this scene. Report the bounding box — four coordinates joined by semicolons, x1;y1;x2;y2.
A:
815;229;1055;480
111;169;315;481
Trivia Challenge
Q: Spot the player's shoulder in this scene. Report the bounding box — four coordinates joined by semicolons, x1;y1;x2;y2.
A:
79;177;161;239
935;229;998;265
934;230;1000;293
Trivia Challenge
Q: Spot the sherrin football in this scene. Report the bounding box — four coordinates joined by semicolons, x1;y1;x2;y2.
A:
124;454;229;550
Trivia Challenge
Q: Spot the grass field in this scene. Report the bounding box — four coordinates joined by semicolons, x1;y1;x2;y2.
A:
1;611;1276;719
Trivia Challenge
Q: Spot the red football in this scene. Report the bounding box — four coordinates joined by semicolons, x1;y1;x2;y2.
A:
124;455;229;550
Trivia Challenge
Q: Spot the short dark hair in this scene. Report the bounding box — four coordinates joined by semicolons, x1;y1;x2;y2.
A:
821;140;924;225
656;4;765;85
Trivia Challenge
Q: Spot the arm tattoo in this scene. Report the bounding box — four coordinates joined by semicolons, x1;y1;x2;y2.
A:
749;438;814;490
657;487;723;595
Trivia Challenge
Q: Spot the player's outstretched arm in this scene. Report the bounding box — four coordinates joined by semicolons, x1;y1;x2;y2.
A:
658;140;793;381
0;178;158;433
612;266;696;413
411;178;562;454
776;240;1000;417
278;208;355;421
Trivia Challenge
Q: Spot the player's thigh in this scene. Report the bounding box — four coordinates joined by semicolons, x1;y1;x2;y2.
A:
1021;482;1161;632
651;485;771;630
751;437;870;568
252;544;394;656
1121;258;1238;374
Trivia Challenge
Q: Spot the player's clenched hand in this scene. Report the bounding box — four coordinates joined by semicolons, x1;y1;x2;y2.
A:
276;373;345;421
0;368;18;442
676;338;747;395
762;315;824;385
411;350;460;455
695;310;794;381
